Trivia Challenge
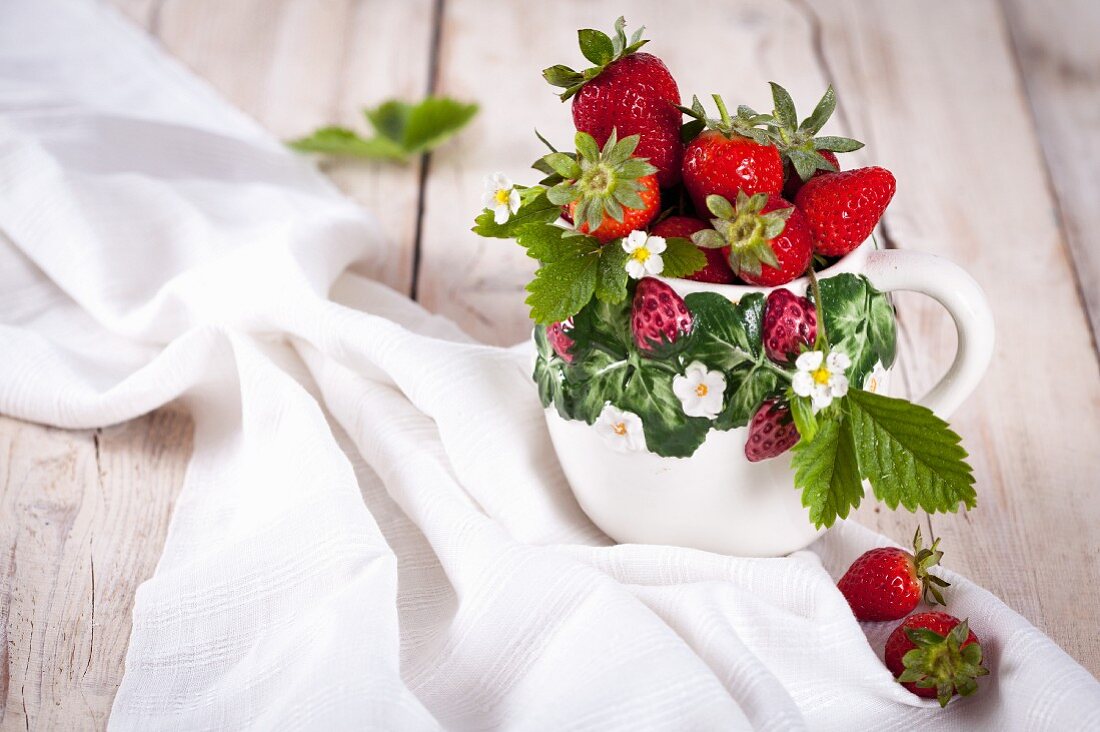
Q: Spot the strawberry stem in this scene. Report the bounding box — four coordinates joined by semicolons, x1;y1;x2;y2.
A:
712;94;732;130
806;266;830;350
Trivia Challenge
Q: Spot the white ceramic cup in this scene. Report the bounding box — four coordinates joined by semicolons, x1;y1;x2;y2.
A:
544;240;995;557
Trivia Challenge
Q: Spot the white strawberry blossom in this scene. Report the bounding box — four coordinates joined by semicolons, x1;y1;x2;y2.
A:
594;404;646;452
672;361;726;419
481;172;520;225
792;350;851;412
622;230;666;279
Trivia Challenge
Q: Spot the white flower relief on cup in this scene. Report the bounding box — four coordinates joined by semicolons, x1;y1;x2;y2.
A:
863;361;888;394
481;172;521;225
792;350;851;412
594;404;646;453
622;230;666;279
672;361;726;419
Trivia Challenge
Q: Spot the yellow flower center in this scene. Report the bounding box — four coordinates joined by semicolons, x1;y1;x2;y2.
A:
868;376;878;393
631;247;651;263
812;366;832;385
695;383;709;397
612;422;627;436
494;188;511;206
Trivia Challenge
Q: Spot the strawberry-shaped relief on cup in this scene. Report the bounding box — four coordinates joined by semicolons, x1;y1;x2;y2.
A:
762;289;817;364
630;277;692;354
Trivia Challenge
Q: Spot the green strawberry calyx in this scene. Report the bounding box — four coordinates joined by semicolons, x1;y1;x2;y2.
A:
764;82;864;181
543;129;657;233
690;192;789;277
912;526;951;606
543;17;648;101
677;94;772;145
898;619;989;707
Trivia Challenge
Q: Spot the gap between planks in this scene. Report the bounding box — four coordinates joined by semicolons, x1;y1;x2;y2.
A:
410;0;447;302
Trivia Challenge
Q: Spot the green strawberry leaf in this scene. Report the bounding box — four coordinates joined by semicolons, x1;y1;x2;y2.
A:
543;65;585;89
769;82;799;131
798;85;836;136
813;136;865;153
570;294;633;360
289;96;477;162
533;326;569;417
287;127;407;160
543;152;583;178
620;362;711;457
681;292;759;370
544;17;649;101
562;348;631;424
680;292;781;430
660;237;707;279
789;149;833;183
763;84;863;181
578;29;615;66
813;273;897;385
473;189;561;239
791;413;864;528
681;118;706;144
845;388;976;514
379;97;478;154
519;223;596;262
715;361;781;430
525;241;601;325
789;395;819;443
596;242;630;303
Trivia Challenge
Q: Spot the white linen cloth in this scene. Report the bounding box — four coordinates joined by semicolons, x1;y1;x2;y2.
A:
2;1;1099;729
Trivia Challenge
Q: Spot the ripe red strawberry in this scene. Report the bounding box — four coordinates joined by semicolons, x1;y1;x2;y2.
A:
570;173;659;243
795;167;897;257
546;320;575;363
650;216;735;284
682;130;784;216
744;399;799;462
572;55;682;188
762;289;817;364
691;192;812;287
885;612;988;707
544;19;682;187
837;528;950;621
631;277;692;354
783;150;839;200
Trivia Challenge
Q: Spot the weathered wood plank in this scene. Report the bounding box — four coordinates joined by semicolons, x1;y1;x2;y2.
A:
151;0;437;295
1000;0;1100;348
0;410;193;731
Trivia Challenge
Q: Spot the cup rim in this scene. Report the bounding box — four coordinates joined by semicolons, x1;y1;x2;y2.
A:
656;237;875;297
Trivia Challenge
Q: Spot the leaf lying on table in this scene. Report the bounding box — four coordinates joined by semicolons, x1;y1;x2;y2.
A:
288;96;478;163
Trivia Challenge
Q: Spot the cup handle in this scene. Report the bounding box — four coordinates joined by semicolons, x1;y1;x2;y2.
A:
863;249;995;418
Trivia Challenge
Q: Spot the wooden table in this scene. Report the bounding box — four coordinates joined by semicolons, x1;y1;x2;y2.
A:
3;0;1099;727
